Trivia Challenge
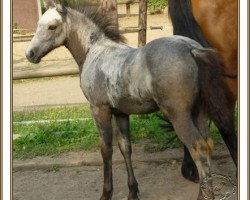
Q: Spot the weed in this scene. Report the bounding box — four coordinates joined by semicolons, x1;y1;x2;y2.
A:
46;165;60;173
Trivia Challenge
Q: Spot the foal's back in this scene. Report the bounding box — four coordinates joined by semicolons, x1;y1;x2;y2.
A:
81;36;202;115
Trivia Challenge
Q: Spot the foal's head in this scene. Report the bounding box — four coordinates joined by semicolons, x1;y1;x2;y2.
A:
26;0;125;64
26;0;67;63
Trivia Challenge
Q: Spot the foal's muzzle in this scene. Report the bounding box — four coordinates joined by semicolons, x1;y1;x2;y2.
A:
25;49;41;64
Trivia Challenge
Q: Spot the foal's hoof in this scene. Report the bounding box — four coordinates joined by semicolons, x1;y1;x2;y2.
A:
100;193;112;200
128;194;139;200
197;189;215;200
181;160;199;183
100;196;111;200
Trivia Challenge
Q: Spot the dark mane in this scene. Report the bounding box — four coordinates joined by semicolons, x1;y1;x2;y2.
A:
64;2;126;43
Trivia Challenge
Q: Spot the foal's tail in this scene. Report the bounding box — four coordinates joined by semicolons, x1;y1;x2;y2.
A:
190;48;235;135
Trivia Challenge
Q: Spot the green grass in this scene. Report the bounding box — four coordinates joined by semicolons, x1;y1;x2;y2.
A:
13;104;92;122
13;104;230;159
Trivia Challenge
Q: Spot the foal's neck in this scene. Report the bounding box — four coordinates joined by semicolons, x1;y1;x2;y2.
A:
64;11;106;71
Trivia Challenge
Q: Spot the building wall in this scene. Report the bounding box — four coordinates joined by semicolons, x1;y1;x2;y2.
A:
13;0;40;33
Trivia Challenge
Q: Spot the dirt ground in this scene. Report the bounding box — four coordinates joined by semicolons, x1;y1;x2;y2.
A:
13;142;237;200
13;4;237;200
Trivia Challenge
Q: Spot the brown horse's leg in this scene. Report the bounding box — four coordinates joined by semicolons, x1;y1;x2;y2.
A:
182;146;199;183
91;105;113;200
113;113;139;200
216;99;237;167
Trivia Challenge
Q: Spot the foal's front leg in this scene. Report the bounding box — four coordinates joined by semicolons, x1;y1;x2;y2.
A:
91;105;113;200
113;113;139;200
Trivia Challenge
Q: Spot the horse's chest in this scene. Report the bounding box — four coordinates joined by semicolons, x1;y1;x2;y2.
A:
80;67;110;104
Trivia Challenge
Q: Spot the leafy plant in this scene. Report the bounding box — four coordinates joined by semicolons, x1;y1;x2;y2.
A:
13;23;25;35
148;0;168;14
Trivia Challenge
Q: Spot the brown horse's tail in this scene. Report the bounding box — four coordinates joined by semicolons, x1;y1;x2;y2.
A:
168;0;211;48
190;48;235;136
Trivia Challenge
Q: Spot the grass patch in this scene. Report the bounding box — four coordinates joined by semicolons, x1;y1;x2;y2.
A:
13;105;231;159
13;104;92;122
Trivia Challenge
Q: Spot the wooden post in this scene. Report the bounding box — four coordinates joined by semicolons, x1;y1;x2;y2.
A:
126;3;131;17
138;0;147;47
99;0;119;29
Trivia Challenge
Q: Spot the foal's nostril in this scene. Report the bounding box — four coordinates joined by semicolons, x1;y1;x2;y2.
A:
29;50;35;58
26;50;35;61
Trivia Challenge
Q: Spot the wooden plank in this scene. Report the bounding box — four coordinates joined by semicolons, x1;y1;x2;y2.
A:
13;59;79;79
117;0;138;4
119;27;139;33
13;68;79;80
13;35;34;42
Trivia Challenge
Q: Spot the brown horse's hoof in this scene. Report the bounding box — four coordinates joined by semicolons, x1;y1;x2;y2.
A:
181;159;199;183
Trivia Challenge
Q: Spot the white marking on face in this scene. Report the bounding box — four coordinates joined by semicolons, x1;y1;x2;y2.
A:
39;8;62;25
26;7;67;63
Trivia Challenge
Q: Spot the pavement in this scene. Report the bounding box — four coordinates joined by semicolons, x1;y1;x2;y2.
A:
13;42;89;111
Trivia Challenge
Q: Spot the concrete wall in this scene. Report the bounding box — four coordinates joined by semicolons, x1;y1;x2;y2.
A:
13;0;41;33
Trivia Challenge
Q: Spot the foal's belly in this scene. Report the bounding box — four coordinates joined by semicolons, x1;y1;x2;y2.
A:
113;98;159;115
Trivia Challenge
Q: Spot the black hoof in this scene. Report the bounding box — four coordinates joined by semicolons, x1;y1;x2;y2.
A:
181;160;199;183
128;193;139;200
128;185;140;200
100;196;112;200
100;190;112;200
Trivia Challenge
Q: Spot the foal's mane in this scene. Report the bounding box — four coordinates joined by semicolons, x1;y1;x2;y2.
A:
65;2;126;43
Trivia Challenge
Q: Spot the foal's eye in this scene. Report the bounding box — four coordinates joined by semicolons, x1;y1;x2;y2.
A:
48;25;57;30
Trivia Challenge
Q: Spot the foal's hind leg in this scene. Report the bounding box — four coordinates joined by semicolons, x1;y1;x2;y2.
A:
162;109;214;200
113;113;139;200
182;110;212;183
91;105;113;200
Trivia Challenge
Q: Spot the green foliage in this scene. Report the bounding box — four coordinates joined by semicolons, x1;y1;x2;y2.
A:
40;0;46;14
13;105;227;159
13;23;25;35
13;119;99;159
13;106;179;159
148;0;168;14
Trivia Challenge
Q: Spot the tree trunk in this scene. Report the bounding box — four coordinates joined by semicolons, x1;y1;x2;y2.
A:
138;0;147;47
99;0;119;29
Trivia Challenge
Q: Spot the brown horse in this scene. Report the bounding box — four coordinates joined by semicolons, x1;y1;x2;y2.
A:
168;0;238;182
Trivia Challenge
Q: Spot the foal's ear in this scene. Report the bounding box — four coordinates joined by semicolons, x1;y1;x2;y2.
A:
44;0;56;9
52;0;67;15
44;0;67;13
